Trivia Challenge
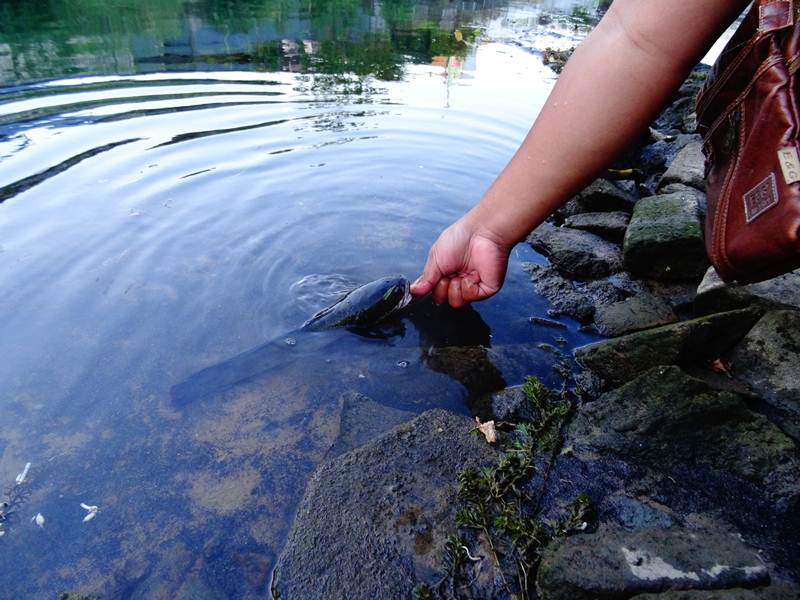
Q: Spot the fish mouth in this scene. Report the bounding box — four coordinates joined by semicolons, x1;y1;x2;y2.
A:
398;279;413;310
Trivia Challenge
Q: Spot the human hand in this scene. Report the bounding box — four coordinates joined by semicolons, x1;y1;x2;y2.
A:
410;217;511;308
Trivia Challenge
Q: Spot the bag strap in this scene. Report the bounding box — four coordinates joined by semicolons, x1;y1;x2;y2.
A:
757;0;795;33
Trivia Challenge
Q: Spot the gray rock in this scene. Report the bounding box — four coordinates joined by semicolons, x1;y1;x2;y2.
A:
658;142;706;191
574;308;763;387
639;135;703;177
655;95;696;131
623;191;707;281
528;222;623;280
568;366;800;508
272;409;497;600
645;280;699;311
524;262;596;323
593;292;678;337
730;310;800;440
329;391;415;457
490;385;534;422
631;585;800;599
695;267;800;315
657;183;707;221
537;526;770;600
564;211;630;242
605;495;676;530
562;178;638;216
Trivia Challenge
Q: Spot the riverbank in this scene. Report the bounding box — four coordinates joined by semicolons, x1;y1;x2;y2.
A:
271;65;800;599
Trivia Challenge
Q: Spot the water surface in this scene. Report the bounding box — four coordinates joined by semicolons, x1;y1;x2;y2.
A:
0;1;601;597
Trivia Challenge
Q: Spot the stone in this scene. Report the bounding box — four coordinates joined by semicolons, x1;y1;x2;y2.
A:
658;142;706;191
729;310;800;440
537;526;770;600
528;222;624;280
631;585;800;599
564;211;630;242
657;183;707;221
525;262;596;323
655;96;696;132
623;191;707;281
574;308;763;387
563;178;639;215
695;267;800;315
329;391;415;457
568;366;800;508
604;495;676;530
272;409;497;599
645;280;698;311
490;385;534;422
639;134;702;177
593;292;678;337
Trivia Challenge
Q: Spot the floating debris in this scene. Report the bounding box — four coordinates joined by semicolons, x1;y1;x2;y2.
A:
284;337;297;346
31;512;45;528
15;462;31;486
396;360;409;368
80;503;99;523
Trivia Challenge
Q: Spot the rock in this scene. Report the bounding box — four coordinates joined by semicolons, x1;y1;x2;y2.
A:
568;366;800;508
658;142;706;191
593;292;678;337
329;391;415;457
657;183;707;221
272;409;497;599
563;211;630;242
562;178;638;216
631;587;797;599
536;526;770;600
639;134;702;177
644;280;698;311
528;222;624;279
623;191;707;281
525;263;596;323
489;385;535;422
655;95;695;132
631;585;800;599
729;310;800;440
604;495;676;530
695;267;800;315
574;308;763;387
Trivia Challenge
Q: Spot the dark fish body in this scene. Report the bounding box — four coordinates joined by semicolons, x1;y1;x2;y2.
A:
301;275;412;331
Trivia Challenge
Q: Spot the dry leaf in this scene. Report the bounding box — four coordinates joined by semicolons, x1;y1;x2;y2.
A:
474;417;497;444
454;30;464;43
708;358;733;378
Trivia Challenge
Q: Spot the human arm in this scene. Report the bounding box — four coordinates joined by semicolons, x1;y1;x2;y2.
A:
411;0;751;307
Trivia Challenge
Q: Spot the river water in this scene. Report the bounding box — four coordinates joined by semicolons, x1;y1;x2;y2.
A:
0;1;601;597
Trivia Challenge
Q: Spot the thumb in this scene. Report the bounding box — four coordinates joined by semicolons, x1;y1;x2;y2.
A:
410;260;444;296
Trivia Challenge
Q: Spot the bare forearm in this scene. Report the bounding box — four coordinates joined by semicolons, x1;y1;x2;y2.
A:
467;0;749;247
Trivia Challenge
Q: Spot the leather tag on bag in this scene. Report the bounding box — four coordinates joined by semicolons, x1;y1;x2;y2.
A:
777;146;800;184
743;173;779;223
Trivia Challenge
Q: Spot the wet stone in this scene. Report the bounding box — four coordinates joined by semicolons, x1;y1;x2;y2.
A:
272;409;497;600
574;308;762;387
561;178;639;216
528;221;624;280
563;211;630;242
623;191;707;281
695;267;800;315
593;292;678;337
536;526;770;600
489;385;534;422
524;262;596;323
729;310;800;441
329;391;415;457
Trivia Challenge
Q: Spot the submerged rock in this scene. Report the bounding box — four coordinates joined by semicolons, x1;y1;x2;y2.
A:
329;391;415;457
574;308;762;387
528;222;624;280
536;526;770;600
623;191;707;281
272;409;496;600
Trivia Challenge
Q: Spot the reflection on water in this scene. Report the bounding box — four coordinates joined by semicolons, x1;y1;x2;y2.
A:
0;0;601;597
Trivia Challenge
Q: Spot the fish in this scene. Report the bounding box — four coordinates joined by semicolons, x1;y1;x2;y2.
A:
300;276;412;331
170;276;413;406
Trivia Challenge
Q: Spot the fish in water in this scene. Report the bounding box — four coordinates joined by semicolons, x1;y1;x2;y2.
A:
301;276;412;331
171;275;413;406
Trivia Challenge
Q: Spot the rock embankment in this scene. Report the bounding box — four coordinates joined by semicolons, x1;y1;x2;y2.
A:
271;66;800;599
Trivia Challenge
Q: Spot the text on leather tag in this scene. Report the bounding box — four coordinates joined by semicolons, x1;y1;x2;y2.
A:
743;173;779;224
778;146;800;184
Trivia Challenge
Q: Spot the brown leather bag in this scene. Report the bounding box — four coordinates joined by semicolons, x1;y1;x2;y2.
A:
696;0;800;283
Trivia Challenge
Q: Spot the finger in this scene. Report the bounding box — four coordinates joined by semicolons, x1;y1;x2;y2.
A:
460;273;482;303
448;277;464;308
432;278;450;305
410;256;444;296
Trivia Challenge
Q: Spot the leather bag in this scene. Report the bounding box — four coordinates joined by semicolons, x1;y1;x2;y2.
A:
696;0;800;283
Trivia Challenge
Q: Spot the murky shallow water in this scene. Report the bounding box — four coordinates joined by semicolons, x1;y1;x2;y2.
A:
0;1;602;597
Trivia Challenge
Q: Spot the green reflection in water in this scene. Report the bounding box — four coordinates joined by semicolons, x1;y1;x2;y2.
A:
0;0;489;85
